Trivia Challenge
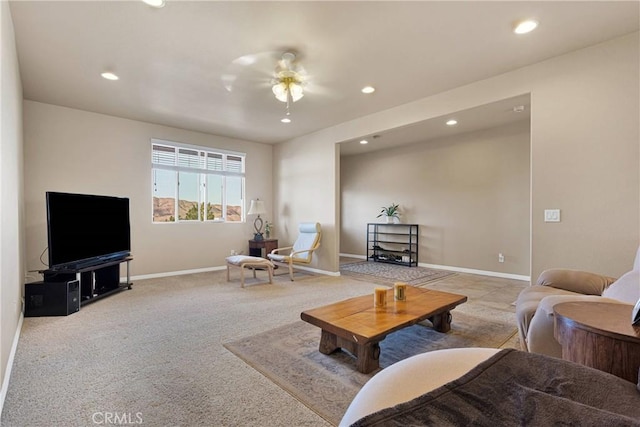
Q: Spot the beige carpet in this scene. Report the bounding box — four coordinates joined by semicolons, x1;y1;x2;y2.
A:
224;309;518;426
2;269;524;427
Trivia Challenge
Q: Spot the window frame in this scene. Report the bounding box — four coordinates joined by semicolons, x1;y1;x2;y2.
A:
151;138;246;224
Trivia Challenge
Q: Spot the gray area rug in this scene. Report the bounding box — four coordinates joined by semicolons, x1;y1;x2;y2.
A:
224;310;517;426
340;261;455;286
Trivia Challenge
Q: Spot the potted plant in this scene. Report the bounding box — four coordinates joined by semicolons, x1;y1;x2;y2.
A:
377;203;400;223
264;222;272;239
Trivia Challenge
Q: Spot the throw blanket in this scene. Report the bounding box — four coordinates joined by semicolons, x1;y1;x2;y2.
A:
351;349;640;426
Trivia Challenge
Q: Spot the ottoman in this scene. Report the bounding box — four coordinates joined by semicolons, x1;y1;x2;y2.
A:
225;255;274;288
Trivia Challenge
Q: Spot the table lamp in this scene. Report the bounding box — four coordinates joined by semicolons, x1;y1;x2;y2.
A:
247;199;267;240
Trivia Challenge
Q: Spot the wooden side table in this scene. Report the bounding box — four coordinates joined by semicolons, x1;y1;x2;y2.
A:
554;301;640;383
248;239;278;259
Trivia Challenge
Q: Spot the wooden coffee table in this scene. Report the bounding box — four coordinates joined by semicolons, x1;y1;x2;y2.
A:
300;286;467;373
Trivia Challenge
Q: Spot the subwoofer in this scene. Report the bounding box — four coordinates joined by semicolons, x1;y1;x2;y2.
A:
25;280;80;317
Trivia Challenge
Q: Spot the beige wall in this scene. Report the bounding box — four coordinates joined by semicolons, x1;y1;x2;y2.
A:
275;33;639;280
273;135;339;274
23;101;273;277
528;37;639;278
1;0;24;403
341;120;531;276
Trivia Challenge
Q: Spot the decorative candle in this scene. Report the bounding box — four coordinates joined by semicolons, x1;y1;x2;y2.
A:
394;282;407;301
374;287;387;307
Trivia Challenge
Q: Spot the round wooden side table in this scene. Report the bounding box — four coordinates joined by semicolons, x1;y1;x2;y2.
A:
554;301;640;384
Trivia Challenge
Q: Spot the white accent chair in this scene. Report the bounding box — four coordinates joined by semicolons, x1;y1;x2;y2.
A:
267;222;321;281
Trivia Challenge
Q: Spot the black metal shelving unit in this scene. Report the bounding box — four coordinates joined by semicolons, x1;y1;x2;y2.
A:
367;223;419;267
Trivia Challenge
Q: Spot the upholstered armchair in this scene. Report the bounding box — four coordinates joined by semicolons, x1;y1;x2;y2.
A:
268;222;321;281
516;246;640;358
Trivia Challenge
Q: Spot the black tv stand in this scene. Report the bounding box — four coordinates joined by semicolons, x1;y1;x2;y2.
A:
43;256;132;306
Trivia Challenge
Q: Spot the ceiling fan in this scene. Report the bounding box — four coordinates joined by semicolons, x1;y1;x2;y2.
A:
221;50;311;122
271;51;306;122
272;52;305;102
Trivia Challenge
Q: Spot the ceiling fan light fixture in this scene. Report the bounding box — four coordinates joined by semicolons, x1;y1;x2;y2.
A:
271;51;306;118
289;82;304;102
272;82;288;102
272;76;304;103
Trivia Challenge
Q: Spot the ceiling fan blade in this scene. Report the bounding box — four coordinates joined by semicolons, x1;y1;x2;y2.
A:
222;51;281;93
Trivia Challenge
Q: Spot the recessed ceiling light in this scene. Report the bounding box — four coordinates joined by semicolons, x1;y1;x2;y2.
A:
361;86;375;94
281;117;291;124
142;0;166;8
101;72;119;81
513;19;538;34
446;119;458;126
360;140;368;145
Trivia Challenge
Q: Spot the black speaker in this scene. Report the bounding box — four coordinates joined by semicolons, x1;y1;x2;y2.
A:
25;280;80;317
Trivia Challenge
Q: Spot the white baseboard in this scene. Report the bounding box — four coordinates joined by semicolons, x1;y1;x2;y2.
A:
339;253;529;282
129;264;341;281
290;265;341;277
129;266;226;281
339;253;367;260
0;313;24;417
129;260;528;283
419;262;530;282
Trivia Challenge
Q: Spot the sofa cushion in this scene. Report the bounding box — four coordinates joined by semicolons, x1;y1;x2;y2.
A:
601;270;640;304
536;269;616;296
268;253;287;262
226;255;274;267
515;285;580;351
526;294;630;357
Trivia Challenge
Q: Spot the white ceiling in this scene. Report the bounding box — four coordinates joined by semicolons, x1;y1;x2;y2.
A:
9;1;639;146
339;93;531;156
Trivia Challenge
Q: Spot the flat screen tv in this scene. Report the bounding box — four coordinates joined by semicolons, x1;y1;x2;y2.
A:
46;192;131;270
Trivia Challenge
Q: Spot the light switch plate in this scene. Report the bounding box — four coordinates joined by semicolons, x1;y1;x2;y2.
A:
544;209;561;222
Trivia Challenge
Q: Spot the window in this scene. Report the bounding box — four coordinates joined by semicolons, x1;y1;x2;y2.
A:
151;139;245;223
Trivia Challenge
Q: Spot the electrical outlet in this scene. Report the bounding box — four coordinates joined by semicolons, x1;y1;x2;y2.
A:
544;209;561;222
498;253;505;263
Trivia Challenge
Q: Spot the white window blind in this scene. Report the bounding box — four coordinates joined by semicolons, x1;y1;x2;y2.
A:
152;144;175;166
151;139;245;223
